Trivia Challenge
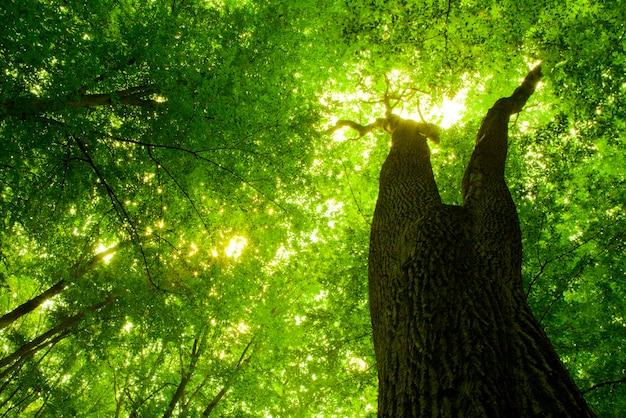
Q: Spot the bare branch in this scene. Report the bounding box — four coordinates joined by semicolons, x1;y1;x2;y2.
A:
582;376;626;394
326;118;388;137
72;134;160;290
201;334;257;417
1;85;160;119
147;148;210;231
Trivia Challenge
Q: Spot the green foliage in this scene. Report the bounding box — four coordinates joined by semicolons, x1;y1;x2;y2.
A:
1;0;625;416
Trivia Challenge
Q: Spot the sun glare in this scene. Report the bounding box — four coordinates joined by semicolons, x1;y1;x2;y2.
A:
324;83;468;137
397;89;468;129
225;236;248;259
95;243;116;263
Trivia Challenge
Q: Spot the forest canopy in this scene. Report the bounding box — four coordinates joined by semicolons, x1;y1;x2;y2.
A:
1;0;625;416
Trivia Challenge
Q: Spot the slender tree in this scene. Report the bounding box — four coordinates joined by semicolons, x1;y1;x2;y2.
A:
337;66;597;416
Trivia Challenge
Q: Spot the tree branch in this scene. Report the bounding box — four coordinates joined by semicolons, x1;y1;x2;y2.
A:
0;294;116;377
72;134;161;290
1;85;160;119
201;334;257;417
163;338;201;418
0;243;125;330
582;376;626;394
326;118;388;137
147;148;210;231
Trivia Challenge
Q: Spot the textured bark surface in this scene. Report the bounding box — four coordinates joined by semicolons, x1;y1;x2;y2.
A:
368;66;597;417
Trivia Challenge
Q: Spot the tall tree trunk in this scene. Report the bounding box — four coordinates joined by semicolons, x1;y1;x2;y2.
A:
368;66;596;417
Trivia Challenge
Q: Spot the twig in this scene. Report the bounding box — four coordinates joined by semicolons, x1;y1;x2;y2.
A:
147;148;210;231
582;376;626;394
340;160;370;225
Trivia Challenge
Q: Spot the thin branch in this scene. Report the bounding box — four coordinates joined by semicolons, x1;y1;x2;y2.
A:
539;237;615;322
147;148;209;230
416;100;427;123
72;134;158;290
72;135;133;232
582;376;626;394
34;116;287;213
102;133;287;212
201;334;257;417
526;218;622;298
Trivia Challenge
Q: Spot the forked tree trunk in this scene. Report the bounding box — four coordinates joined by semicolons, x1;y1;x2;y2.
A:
368;66;596;417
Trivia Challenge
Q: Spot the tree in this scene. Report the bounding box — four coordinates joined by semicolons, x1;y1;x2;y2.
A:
1;0;625;416
336;66;596;416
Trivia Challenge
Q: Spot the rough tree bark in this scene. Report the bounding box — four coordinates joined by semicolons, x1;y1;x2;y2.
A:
352;66;596;417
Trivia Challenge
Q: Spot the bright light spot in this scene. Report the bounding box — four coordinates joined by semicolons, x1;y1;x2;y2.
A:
237;321;249;333
267;245;295;270
320;199;343;216
295;315;306;325
525;58;542;68
309;229;319;243
30;84;42;96
314;290;328;301
189;242;199;257
143;173;155;183
333;127;349;142
268;208;275;215
347;356;368;372
225;236;247;259
518;121;531;133
42;299;56;309
387;69;410;85
525;150;546;169
154;95;167;103
606;206;619;217
69;206;76;215
211;249;219;257
569;230;583;241
157;220;165;229
95;244;116;263
431;89;468;129
394;90;467;129
122;322;133;333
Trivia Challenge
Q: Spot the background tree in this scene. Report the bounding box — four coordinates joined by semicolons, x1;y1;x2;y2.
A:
1;0;625;416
